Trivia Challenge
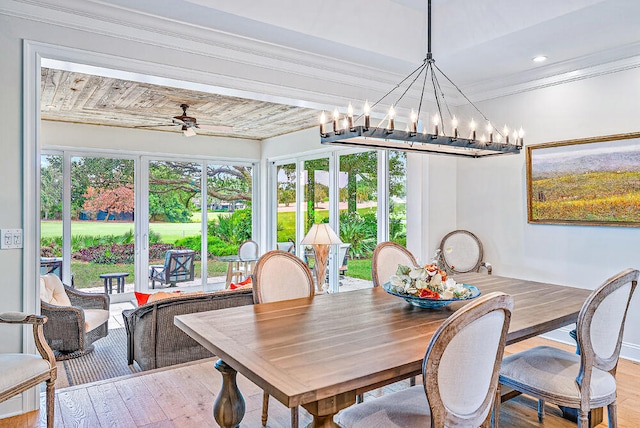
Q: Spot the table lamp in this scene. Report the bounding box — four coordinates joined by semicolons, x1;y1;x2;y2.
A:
300;223;342;292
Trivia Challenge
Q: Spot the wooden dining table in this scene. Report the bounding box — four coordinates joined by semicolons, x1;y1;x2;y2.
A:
175;272;593;428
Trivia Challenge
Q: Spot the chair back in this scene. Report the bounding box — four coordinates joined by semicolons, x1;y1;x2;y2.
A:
424;292;513;427
371;242;418;287
439;229;485;273
165;249;195;283
575;268;638;395
239;240;259;260
253;250;314;304
40;274;72;306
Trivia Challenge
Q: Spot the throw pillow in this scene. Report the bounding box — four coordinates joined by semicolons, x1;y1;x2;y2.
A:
147;290;182;303
230;276;252;290
134;292;152;306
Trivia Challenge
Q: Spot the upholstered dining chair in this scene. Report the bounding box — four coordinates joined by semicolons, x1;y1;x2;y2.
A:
371;241;418;288
498;268;638;428
40;273;110;360
335;292;514;428
0;311;57;428
438;229;492;275
253;250;315;427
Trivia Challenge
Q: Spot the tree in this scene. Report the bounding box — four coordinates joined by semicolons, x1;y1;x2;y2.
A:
83;185;134;221
40;156;63;220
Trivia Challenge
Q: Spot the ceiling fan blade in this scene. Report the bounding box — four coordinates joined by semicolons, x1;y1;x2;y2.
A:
196;124;234;132
183;127;197;137
173;118;187;126
133;124;178;129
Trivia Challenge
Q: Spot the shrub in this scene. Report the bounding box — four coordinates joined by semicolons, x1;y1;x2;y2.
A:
175;235;238;257
210;208;252;245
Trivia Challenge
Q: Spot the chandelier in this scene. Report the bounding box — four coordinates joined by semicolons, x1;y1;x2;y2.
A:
320;0;523;158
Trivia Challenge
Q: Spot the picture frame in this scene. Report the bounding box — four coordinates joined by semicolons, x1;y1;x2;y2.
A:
526;132;640;227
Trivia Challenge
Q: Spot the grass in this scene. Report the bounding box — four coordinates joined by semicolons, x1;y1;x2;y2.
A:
344;258;372;281
70;260;229;288
43;220;205;244
531;171;640;223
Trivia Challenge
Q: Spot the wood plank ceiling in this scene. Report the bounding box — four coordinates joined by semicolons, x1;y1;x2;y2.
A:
40;67;321;140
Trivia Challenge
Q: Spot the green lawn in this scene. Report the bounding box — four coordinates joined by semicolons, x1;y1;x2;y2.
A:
71;260;229;288
42;221;204;244
344;258;372;281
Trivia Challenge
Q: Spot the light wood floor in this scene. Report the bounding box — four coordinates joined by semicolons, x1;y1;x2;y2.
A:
2;337;639;427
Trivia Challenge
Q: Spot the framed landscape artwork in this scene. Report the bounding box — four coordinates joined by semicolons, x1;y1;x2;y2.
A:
527;132;640;227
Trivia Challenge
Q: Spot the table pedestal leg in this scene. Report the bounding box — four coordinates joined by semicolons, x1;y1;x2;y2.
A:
213;359;245;428
302;392;355;428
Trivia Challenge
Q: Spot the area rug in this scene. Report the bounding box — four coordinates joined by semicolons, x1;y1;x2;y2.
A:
60;327;141;387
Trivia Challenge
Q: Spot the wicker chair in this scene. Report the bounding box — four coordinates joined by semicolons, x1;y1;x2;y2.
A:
40;274;109;360
253;250;315;428
438;229;492;275
0;311;57;428
336;292;513;428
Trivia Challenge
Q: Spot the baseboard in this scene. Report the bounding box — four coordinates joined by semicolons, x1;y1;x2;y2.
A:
0;395;27;420
542;327;640;363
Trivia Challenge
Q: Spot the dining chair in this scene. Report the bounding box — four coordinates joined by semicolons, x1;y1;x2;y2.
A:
0;311;57;428
335;292;513;428
371;241;418;288
497;268;638;428
438;229;492;275
252;250;315;427
230;240;260;284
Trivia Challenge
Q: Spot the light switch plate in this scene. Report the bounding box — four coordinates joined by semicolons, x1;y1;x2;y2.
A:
1;229;23;249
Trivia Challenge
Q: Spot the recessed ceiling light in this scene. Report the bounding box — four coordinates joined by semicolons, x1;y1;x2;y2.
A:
532;55;548;63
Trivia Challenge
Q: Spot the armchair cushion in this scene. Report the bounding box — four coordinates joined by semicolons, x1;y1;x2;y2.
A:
40;274;72;306
0;354;53;393
84;308;110;332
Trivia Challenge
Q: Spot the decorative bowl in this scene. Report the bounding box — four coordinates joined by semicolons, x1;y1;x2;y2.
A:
382;282;481;309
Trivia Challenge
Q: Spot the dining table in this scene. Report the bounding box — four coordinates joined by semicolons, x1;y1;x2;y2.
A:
174;272;593;428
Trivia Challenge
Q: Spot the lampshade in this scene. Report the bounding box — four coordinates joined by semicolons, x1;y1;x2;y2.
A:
301;224;342;245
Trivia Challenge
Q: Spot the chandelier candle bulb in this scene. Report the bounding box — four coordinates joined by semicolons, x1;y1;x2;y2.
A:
387;106;395;132
319;111;326;136
432;114;439;136
451;116;458;138
503;125;510;144
363;101;371;130
347;103;354;130
470;119;476;140
518;127;525;147
486;122;493;143
333;108;340;134
410;110;418;134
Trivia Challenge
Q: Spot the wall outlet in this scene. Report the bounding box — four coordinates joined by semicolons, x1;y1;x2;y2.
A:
0;229;23;249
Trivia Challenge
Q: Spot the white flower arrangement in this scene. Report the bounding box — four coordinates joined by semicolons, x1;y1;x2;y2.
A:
388;263;473;299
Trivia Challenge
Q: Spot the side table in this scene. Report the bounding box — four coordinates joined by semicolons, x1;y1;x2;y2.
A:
99;272;129;294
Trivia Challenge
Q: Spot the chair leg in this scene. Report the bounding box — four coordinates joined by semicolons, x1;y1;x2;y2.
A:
262;391;269;426
46;379;55;428
493;385;501;428
578;409;589;428
356;393;364;404
291;406;299;428
409;376;416;387
608;401;618;428
537;399;545;421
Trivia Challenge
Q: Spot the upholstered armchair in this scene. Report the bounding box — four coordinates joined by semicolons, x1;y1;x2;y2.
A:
40;273;110;360
0;311;57;428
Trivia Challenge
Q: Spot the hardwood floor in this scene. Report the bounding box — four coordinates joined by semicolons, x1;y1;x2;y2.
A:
2;337;639;427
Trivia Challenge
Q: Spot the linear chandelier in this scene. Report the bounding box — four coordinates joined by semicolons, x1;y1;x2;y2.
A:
320;0;523;158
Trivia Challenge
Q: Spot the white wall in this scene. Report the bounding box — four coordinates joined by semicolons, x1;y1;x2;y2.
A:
42;121;260;159
451;66;640;359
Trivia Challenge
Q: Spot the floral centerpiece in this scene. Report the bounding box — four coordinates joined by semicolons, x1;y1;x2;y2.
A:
388;263;474;300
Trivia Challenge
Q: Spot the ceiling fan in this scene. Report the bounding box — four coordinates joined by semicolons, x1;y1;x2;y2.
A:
138;103;233;137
